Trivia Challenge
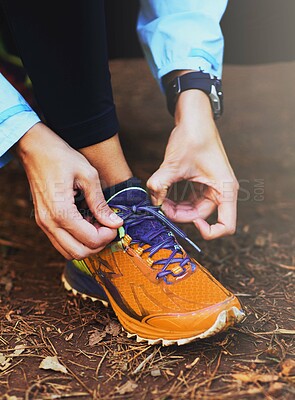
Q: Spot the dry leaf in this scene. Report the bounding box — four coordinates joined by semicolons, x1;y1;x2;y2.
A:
65;333;74;341
0;353;12;371
233;372;278;383
13;345;25;356
116;380;138;395
0;345;25;371
105;321;121;336
88;330;106;346
39;356;67;374
0;354;7;364
280;359;295;376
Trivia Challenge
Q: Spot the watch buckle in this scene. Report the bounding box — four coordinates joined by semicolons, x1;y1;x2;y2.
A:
209;85;221;117
173;76;181;94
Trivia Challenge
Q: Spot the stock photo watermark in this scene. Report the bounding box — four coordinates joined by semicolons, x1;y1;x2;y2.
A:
28;178;265;221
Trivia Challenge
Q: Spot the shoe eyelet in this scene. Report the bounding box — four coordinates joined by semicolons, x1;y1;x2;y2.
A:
171;266;184;276
146;257;154;266
135;247;144;256
122;234;132;248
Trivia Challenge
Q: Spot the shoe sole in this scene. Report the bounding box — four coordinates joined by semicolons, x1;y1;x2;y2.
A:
62;273;245;346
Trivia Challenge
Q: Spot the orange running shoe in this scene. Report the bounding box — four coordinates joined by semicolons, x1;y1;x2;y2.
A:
62;186;244;346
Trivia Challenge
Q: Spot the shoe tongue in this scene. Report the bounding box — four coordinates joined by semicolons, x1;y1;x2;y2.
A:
108;187;172;247
107;187;149;207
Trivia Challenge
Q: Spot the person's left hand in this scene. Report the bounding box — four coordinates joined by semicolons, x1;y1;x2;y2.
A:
147;89;239;240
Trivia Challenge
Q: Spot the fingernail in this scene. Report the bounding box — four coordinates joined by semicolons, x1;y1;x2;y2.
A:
110;213;122;223
155;198;163;207
151;194;160;206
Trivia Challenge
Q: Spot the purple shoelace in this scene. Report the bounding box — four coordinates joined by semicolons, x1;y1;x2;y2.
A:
113;200;201;284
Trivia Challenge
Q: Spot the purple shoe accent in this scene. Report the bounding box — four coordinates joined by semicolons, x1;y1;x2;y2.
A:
64;261;108;301
108;188;201;284
103;177;142;201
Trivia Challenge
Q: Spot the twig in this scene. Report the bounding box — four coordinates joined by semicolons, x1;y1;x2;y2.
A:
0;238;26;249
207;351;222;389
273;263;295;271
253;329;295;335
60;361;93;396
96;350;109;377
131;350;156;375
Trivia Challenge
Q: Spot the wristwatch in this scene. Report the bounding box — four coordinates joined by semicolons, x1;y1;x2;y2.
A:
164;71;223;119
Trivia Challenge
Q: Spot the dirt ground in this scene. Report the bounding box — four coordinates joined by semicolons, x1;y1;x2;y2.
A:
0;59;294;399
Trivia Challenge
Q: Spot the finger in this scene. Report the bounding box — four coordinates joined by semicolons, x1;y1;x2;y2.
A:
162;198;216;223
149;185;169;207
79;170;123;228
56;202;117;249
34;203;91;256
147;168;174;206
45;230;73;260
53;227;114;260
193;199;237;240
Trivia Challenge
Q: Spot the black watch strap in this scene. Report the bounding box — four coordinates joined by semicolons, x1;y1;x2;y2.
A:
164;71;223;118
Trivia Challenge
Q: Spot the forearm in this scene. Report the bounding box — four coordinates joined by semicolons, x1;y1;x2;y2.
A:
0;73;40;166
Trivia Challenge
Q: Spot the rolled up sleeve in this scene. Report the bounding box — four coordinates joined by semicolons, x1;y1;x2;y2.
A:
0;73;40;167
137;0;228;88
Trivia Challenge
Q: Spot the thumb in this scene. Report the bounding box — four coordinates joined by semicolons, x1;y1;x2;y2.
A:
90;193;123;228
147;167;175;206
81;173;123;228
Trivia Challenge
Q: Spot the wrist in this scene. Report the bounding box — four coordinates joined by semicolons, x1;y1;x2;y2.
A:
174;90;213;126
164;70;223;121
15;123;67;162
15;123;41;162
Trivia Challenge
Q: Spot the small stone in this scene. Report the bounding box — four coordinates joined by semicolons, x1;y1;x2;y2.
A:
243;225;250;233
116;380;138;395
151;369;161;377
254;235;266;247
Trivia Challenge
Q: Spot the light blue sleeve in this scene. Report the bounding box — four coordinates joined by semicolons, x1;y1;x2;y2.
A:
0;73;41;167
137;0;228;88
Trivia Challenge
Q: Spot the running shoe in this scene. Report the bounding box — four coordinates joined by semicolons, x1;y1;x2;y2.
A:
62;186;244;346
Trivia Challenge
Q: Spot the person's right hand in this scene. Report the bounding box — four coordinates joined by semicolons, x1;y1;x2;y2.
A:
16;123;123;260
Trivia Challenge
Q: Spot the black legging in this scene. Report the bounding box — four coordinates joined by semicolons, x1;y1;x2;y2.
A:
1;0;119;149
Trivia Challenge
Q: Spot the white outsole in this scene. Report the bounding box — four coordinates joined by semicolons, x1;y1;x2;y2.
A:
62;274;245;346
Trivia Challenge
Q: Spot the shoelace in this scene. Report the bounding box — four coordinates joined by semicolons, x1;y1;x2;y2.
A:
113;200;201;284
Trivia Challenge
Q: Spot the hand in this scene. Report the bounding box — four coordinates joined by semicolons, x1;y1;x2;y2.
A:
147;90;239;240
16;123;123;259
